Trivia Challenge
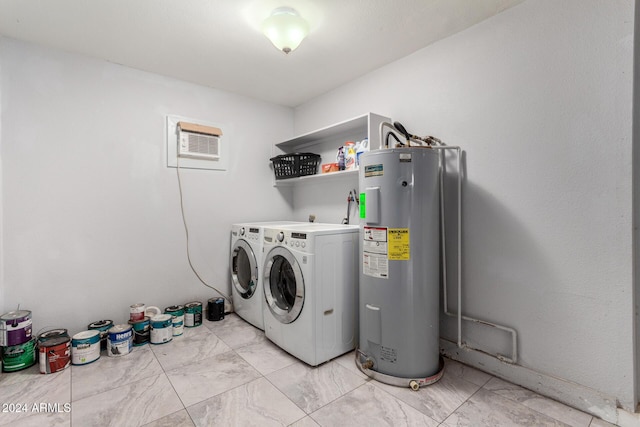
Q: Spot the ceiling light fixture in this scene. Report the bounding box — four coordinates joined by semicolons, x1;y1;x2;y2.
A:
262;7;309;54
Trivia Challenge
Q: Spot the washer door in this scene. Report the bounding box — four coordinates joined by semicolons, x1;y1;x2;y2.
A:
263;246;305;324
230;239;258;299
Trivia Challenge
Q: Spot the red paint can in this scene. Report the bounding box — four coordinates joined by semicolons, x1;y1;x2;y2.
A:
38;335;71;374
130;303;146;322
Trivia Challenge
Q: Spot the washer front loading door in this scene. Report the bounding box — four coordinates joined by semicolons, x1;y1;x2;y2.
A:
264;246;305;324
230;239;258;299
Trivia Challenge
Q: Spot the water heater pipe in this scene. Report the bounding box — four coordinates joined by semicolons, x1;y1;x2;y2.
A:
378;122;519;364
436;147;518;364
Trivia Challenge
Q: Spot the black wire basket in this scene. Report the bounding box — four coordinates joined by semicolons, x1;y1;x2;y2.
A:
270;153;321;180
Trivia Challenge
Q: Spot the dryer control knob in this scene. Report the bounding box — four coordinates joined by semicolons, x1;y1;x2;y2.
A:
239;227;245;236
277;232;285;242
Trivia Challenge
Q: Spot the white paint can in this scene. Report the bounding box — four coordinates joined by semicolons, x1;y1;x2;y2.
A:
150;314;173;345
71;330;101;365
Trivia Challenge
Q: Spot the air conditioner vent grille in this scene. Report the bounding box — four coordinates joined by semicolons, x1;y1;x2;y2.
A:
178;128;221;161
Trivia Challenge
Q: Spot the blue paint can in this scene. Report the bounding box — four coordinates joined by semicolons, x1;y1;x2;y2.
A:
107;324;132;357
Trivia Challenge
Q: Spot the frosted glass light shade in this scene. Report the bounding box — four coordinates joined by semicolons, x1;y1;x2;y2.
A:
262;7;309;54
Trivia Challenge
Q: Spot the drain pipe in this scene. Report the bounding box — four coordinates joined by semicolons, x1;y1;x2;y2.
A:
378;122;518;364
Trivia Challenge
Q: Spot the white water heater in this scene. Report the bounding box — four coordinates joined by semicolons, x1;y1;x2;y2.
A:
357;147;442;388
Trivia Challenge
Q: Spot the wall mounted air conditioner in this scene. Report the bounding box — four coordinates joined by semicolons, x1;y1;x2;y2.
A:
177;121;223;161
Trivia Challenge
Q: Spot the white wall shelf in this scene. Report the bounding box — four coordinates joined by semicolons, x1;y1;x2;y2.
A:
271;112;390;187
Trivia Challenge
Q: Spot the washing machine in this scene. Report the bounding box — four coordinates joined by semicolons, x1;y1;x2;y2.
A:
261;223;359;366
230;221;303;330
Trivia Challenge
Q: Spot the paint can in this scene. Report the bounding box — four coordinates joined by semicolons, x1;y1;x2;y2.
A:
128;316;150;346
71;330;101;365
88;320;113;351
184;302;203;327
144;306;161;318
107;324;132;357
149;314;173;345
2;338;37;372
129;303;146;322
38;335;71;374
207;298;225;321
165;305;184;337
0;310;33;347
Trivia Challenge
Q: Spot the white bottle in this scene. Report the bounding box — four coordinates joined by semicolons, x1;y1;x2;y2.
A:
356;138;369;167
345;141;357;171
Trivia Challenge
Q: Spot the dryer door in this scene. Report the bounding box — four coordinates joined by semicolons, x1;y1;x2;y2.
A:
230;239;258;299
263;246;305;324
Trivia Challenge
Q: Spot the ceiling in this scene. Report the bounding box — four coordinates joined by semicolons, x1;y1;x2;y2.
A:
0;0;524;107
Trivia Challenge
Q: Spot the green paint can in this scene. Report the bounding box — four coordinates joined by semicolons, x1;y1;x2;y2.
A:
184;302;203;327
2;338;37;372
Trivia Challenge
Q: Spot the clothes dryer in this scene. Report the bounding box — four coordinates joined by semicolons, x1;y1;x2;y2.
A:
261;223;359;366
230;221;302;330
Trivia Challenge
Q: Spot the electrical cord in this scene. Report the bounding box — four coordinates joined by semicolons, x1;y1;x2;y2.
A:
176;154;231;302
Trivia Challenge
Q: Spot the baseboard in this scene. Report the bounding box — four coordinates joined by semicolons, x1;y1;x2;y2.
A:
440;339;625;425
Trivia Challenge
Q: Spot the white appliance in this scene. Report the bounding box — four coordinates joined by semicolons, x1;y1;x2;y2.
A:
230;221;302;330
261;223;359;366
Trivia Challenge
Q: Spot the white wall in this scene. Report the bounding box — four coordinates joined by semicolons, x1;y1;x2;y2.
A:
294;0;635;417
0;38;294;335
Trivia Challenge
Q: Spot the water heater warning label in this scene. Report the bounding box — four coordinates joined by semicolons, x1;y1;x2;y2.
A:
363;226;389;279
388;228;410;260
380;346;397;363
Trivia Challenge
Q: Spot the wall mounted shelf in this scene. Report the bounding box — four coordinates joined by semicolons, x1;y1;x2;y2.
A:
271;112;390;187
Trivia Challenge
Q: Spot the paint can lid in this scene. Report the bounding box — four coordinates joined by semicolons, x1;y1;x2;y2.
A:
108;324;132;334
88;320;113;330
1;310;31;321
72;330;100;340
144;306;161;317
150;314;172;322
38;329;69;341
39;335;70;347
185;302;202;308
165;305;184;312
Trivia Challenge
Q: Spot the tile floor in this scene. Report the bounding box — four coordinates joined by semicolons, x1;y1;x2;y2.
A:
0;313;617;427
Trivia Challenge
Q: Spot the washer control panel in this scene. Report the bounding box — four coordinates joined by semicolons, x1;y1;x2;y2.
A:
264;229;309;252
